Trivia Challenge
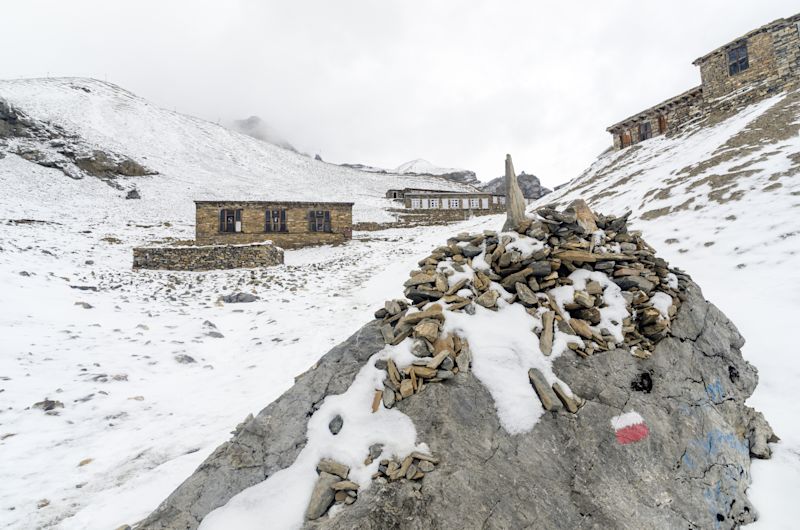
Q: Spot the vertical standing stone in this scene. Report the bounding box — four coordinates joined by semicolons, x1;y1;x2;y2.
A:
502;154;527;231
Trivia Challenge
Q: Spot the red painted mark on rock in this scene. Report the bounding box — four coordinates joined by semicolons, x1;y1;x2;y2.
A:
611;411;649;445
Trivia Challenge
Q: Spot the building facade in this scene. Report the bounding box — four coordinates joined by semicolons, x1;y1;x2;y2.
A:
195;200;354;249
608;12;800;149
403;191;504;211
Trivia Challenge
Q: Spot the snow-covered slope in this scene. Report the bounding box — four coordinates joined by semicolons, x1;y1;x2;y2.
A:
0;77;498;529
394;158;480;186
394;158;465;176
539;89;800;528
0;78;475;227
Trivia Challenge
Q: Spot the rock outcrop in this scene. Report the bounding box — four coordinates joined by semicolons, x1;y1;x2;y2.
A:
481;170;551;199
0;96;155;188
139;201;774;530
502;154;527;231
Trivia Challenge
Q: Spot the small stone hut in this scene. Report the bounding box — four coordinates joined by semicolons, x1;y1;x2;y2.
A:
608;12;800;150
195;200;354;249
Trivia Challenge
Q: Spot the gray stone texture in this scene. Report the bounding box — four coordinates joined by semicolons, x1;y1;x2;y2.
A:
139;280;773;530
501;154;527;231
132;243;283;271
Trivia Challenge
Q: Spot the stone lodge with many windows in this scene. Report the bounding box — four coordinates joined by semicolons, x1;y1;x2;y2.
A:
608;12;800;150
386;188;506;210
195;200;354;249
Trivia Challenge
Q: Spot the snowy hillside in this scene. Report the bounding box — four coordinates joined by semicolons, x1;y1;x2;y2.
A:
394;158;480;186
394;158;466;176
0;77;497;529
0;77;476;228
539;89;800;528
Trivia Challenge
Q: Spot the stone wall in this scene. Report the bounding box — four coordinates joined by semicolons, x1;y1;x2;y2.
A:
608;87;704;150
694;18;799;113
697;32;778;102
195;201;352;249
353;207;500;231
133;242;284;271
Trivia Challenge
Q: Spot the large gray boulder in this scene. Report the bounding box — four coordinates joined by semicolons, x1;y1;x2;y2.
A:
138;278;773;529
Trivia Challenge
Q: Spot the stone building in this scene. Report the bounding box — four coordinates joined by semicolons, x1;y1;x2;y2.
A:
133;200;354;271
400;190;504;211
608;12;800;149
194;200;354;249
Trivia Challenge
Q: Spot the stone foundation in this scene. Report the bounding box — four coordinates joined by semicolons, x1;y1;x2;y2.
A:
354;208;501;231
132;242;284;271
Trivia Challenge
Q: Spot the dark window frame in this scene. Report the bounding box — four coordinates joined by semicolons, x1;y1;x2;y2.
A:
265;209;287;233
727;43;749;76
219;208;242;233
308;210;332;233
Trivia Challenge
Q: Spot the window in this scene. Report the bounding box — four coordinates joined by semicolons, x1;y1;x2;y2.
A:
639;121;652;141
429;198;439;208
449;198;460;208
469;198;479;208
265;209;287;233
411;198;421;209
308;210;331;232
219;208;242;233
728;43;749;76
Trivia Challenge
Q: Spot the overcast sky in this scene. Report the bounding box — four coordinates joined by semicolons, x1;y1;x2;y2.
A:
2;1;797;186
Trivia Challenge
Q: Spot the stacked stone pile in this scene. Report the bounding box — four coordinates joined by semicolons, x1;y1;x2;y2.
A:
310;198;689;514
373;198;684;399
307;447;439;519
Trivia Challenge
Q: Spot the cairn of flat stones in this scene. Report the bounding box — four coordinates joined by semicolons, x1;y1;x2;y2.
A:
376;198;685;408
307;198;686;521
307;448;439;520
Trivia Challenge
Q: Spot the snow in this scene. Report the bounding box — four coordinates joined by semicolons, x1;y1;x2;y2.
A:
543;89;800;528
567;269;629;343
394;158;469;176
648;292;672;319
199;342;426;530
0;77;505;529
444;303;548;434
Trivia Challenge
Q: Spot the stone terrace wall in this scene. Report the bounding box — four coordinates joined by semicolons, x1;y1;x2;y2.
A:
133;242;284;271
353;208;500;231
697;32;778;102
